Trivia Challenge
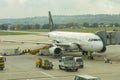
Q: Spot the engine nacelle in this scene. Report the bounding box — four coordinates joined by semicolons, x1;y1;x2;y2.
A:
98;46;106;53
49;46;62;56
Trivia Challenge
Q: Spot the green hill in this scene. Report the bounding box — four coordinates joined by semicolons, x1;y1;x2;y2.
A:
0;14;120;24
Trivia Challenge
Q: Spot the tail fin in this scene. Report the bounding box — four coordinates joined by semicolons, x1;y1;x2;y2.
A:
48;11;55;32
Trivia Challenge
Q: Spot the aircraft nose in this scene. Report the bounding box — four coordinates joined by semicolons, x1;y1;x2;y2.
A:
95;42;104;51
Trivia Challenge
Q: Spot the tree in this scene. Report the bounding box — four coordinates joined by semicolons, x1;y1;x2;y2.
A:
0;24;8;30
109;23;114;27
91;23;98;27
99;23;104;27
15;24;22;30
83;22;89;27
66;22;79;28
21;25;31;30
42;24;49;29
10;26;15;30
114;23;119;27
34;24;41;29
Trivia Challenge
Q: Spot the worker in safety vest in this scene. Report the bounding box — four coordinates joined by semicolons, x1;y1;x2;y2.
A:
87;51;94;60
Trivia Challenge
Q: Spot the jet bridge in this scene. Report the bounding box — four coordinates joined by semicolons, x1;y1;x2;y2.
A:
107;31;120;45
95;30;120;45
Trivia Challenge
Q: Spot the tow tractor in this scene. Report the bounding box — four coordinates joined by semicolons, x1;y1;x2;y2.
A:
35;58;53;69
41;59;53;69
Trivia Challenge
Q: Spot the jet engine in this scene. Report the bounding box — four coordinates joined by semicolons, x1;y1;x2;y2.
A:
99;46;106;53
49;46;62;56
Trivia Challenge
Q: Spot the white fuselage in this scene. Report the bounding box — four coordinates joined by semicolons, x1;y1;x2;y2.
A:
48;31;104;52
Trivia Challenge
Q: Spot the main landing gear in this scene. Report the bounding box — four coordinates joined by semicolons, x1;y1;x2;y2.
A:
82;51;94;60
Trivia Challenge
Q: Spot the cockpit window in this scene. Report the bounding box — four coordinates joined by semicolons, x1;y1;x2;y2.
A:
88;39;101;41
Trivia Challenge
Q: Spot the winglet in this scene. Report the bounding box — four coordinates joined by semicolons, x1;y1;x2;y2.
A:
48;11;55;32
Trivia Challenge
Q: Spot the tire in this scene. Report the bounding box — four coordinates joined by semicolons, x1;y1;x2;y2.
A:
65;67;69;71
0;67;3;70
65;68;68;71
75;68;78;71
80;65;84;68
59;65;62;70
38;64;41;68
1;68;3;70
51;67;53;69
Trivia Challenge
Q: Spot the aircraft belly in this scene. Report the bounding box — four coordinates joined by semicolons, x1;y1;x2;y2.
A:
81;42;103;51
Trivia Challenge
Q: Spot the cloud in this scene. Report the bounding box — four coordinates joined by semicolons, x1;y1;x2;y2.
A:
19;0;28;5
5;0;28;5
0;0;7;7
0;0;120;18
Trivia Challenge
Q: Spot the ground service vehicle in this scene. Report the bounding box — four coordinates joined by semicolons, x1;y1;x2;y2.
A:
59;56;79;71
41;59;53;69
0;56;6;70
35;58;53;69
74;75;101;80
74;57;84;68
35;58;42;68
29;48;40;55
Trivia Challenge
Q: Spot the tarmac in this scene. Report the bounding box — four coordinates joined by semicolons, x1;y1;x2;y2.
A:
0;34;120;80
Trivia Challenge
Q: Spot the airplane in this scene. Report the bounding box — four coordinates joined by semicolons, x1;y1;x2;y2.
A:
0;11;107;57
40;11;106;57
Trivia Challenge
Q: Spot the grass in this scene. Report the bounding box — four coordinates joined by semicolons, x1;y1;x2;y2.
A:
23;29;49;32
57;27;120;32
0;31;29;35
24;27;120;33
0;27;119;35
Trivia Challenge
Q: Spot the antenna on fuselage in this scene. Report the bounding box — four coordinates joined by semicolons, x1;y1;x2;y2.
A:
48;11;55;32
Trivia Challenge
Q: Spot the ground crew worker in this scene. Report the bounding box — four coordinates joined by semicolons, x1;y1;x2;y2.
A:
87;51;91;59
104;57;112;64
87;51;94;60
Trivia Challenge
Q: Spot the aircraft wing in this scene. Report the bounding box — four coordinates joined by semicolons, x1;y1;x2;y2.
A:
54;43;72;47
0;40;72;47
0;40;51;45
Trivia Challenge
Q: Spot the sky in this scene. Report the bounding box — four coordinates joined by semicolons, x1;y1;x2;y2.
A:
0;0;120;18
